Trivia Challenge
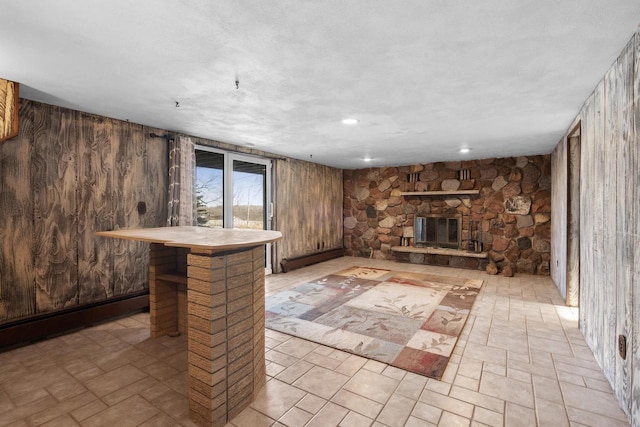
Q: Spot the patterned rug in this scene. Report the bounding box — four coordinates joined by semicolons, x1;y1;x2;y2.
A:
265;266;483;380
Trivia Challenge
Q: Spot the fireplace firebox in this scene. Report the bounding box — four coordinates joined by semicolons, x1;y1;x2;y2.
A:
414;214;461;249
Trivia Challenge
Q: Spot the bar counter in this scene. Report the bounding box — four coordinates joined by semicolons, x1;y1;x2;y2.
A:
97;226;282;427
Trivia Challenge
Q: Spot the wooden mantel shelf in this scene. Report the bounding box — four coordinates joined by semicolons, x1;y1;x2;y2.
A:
400;190;480;196
391;246;488;259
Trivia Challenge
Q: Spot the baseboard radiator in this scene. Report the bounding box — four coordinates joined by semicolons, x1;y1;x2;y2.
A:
280;248;344;273
0;291;149;351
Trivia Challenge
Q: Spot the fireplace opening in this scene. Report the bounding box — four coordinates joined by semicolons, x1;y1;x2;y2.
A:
414;214;461;249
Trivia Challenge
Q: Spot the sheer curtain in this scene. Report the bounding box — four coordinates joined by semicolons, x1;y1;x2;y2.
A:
167;136;196;226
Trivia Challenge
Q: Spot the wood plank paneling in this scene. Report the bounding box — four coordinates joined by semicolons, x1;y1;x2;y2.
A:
112;124;167;296
550;136;567;298
274;158;342;272
602;54;619;387
631;31;640;427
1;100;169;327
77;113;114;303
566;134;580;307
32;103;78;313
0;100;34;321
0;79;19;143
613;37;635;415
574;31;638;423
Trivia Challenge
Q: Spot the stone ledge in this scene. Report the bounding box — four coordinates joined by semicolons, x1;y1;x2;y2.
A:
400;190;480;196
391;246;488;259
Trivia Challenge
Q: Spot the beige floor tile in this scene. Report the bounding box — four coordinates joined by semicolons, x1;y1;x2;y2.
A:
375;394;416;427
472;406;503;427
405;415;436;427
479;371;534;408
449;385;504;414
27;391;96;426
274;337;319;359
229;407;275;427
82;395;158;427
11;389;51;408
362;359;387;373
306;402;348;427
266;349;300;367
532;375;563;403
295;394;327;415
138;412;179;427
101;376;160;406
504;402;536;427
439;411;471;426
250;379;306;420
535;398;570;427
70;399;108;423
139;360;181;381
381;365;407;381
411;401;442;424
276;360;315;384
335;355;368;377
566;406;630;427
425;378;452;396
418;390;474;419
278;406;313;427
395;372;427;400
0;396;58;427
266;361;287;377
38;414;79;427
340;411;373;427
293;366;350;400
343;369;400;404
303;352;343;370
560;382;628;422
150;388;190;421
0;258;629;427
331;389;383;419
583;377;613;393
84;364;148;397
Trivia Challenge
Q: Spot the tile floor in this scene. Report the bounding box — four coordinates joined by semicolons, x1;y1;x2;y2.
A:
0;257;631;426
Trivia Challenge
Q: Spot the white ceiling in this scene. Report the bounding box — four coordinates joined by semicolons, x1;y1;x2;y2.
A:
1;1;639;169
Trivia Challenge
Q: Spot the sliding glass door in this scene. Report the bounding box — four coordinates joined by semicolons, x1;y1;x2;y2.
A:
195;147;273;272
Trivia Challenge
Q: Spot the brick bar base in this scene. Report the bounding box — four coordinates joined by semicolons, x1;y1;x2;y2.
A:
186;245;266;427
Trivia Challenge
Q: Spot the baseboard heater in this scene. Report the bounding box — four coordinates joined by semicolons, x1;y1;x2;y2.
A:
280;248;344;273
0;291;149;351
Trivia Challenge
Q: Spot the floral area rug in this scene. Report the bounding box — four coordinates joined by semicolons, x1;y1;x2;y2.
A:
265;266;483;380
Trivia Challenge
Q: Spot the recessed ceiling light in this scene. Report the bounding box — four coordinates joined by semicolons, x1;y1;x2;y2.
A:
342;118;359;125
459;148;470;154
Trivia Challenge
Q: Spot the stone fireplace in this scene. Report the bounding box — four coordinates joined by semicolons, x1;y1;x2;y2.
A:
414;214;461;249
343;155;552;274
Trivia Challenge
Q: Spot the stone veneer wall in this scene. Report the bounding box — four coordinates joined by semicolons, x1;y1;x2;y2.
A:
343;155;552;275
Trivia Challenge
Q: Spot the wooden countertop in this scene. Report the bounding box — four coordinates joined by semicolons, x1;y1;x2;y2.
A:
97;226;282;250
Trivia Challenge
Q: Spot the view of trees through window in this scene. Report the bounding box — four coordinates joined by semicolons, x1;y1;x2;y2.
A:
195;150;266;230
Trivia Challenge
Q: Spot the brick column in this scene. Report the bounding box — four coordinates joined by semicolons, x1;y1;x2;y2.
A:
186;245;266;427
148;243;179;338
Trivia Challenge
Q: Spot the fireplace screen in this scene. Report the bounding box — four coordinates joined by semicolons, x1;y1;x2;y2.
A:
414;215;461;249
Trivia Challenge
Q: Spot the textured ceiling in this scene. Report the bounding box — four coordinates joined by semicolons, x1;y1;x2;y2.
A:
1;0;639;169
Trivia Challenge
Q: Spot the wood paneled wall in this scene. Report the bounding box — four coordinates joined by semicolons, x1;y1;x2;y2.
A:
191;140;344;274
553;32;639;425
0;78;19;142
0;100;167;324
273;158;343;271
550;136;567;299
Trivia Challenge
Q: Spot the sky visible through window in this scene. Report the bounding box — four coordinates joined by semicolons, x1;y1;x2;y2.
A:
196;165;264;229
